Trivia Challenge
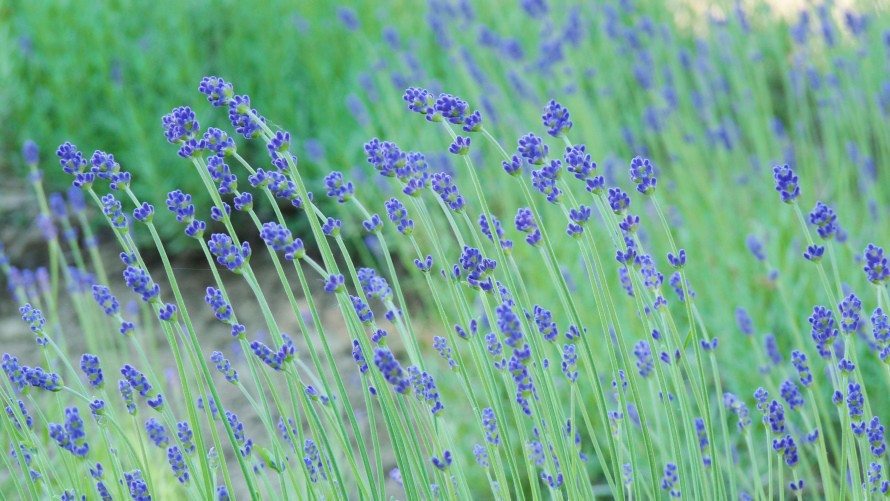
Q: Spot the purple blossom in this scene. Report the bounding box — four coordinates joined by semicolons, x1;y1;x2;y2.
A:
542;100;572;137
629;156;657;195
517;133;548;165
198;76;234;107
448;135;471;155
863;244;889;284
773;164;800;203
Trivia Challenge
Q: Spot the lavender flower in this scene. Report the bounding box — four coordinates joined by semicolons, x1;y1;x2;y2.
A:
803;244;824;262
198;76;234;107
848;381;864;421
517;133;548;165
90;150;123;180
764;334;782;366
208;234;251;273
167;446;189;484
124;470;149;500
694;418;711;467
839;293;862;334
362;213;383;233
515;207;542;247
449;135;471;155
633;341;654;378
178;421;196;455
322;217;342;237
403;87;434;116
157;303;177;322
185;220;206;239
661;463;680;498
542;100;572;137
19;303;46;337
724;393;752;432
530;164;563;206
357;268;393;301
57;142;87;175
667;249;686;269
561;344;578;382
204;128;236;156
22;140;39;165
502;154;523;176
259;222;305;261
228;95;266;139
564;144;595;180
864;416;887;458
167;190;195;224
478;213;513;252
532;305;558;342
791;350;812;387
780;380;804;411
463;111;483;132
50;407;89;457
431;172;465;212
162;106;200;144
809;201;838;239
211;351;239;383
121;365;154;399
145;418;169;448
5;400;33;430
80;354;104;389
123;266;160;303
772;164;800;203
809;305;838;358
304;439;328;483
431;450;453;471
324;274;345;294
101;194;128;231
766;399;786;434
409;367;445;415
24;366;64;391
373;347;410;394
629;156;657;195
874;308;889;347
435;94;470;124
119;380;136;415
607;187;631;214
433;336;457;369
204;287;233;323
351;340;368;374
863;244;889;284
384;198;414;235
746;235;766;261
323;171;355;203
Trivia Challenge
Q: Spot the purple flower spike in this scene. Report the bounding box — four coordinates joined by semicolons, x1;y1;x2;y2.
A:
667;249;686;268
629;156;657;195
863;244;889;284
324;274;345;294
517;133;548;165
542;99;572;137
772;164;800;203
448;135;471;155
199;76;234;107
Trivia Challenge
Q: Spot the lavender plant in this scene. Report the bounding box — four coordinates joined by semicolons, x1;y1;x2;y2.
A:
3;2;890;501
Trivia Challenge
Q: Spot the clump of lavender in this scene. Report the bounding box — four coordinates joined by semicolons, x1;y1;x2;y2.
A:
6;16;890;497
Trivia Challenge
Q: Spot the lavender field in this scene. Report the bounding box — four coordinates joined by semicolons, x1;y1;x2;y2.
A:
2;1;890;499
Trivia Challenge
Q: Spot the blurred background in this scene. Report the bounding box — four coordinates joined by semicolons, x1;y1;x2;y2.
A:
3;0;881;250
